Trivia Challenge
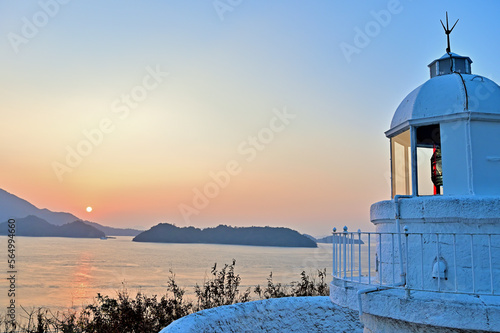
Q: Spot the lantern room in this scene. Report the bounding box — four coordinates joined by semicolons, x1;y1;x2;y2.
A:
386;51;500;198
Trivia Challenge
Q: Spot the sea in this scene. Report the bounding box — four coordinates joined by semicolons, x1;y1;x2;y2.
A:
0;236;333;312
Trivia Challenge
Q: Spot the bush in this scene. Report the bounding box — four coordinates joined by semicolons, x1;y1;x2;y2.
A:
194;259;251;311
0;262;328;333
254;268;329;299
291;268;329;297
254;272;290;299
76;271;192;333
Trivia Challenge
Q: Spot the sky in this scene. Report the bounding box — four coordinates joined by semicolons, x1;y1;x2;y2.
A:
1;0;500;236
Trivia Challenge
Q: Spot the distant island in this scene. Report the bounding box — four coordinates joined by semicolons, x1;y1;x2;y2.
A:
133;223;317;248
83;221;142;237
315;234;364;244
0;215;105;238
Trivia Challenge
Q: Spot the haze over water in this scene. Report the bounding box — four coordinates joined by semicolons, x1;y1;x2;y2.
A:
0;236;332;311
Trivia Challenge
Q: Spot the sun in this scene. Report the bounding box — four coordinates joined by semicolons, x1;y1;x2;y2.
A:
86;206;93;213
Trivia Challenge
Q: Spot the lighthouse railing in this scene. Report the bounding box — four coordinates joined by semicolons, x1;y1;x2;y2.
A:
331;228;404;287
332;227;500;296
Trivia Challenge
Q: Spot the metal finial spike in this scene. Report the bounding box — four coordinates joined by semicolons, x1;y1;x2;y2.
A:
440;12;459;53
450;18;459;32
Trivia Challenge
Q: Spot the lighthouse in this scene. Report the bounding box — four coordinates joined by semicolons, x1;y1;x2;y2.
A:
330;14;500;332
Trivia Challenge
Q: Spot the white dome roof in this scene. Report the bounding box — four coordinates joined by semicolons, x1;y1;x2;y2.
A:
390;73;500;131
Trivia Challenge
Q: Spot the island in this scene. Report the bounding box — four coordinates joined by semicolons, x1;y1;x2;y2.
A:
316;235;364;244
0;215;106;238
133;223;317;248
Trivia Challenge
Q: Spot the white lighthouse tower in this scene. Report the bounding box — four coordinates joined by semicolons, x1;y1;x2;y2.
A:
330;14;500;332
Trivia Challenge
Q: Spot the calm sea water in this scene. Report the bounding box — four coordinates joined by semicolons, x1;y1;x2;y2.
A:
0;236;332;312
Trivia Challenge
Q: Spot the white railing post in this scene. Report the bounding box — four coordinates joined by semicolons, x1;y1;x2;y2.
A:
470;234;475;293
391;233;395;286
350;233;354;281
343;226;348;279
332;228;337;277
368;233;371;284
436;233;441;291
488;234;494;294
420;233;424;290
378;233;382;286
358;229;362;283
453;233;457;292
404;226;409;289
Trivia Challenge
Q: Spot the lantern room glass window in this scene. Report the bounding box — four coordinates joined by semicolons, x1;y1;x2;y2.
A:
391;130;412;197
416;124;442;195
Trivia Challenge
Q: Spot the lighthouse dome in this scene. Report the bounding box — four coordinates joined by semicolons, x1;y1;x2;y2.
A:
390;72;500;133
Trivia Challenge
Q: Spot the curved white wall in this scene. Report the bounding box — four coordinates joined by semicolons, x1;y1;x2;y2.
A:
159;297;363;333
371;196;500;293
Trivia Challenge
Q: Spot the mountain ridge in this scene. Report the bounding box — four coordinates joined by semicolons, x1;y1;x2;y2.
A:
0;188;141;236
0;215;105;238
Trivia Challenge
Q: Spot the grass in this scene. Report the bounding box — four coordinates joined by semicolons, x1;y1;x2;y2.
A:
1;261;329;333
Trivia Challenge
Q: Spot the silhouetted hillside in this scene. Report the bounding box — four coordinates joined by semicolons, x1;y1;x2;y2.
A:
133;224;317;248
316;235;364;244
303;234;317;242
0;215;105;238
83;221;142;236
0;188;141;236
0;189;80;225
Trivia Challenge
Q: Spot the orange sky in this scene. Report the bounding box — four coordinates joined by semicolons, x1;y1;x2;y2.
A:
2;1;498;235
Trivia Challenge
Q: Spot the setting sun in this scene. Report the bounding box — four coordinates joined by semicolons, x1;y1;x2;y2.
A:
86;206;93;213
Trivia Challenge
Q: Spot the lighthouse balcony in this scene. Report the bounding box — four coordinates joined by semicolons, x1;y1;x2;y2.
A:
331;227;500;296
329;227;500;332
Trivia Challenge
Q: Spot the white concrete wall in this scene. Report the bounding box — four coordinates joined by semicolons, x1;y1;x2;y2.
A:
330;279;500;332
441;120;469;195
440;119;500;196
471;120;500;195
371;196;500;293
159;297;363;333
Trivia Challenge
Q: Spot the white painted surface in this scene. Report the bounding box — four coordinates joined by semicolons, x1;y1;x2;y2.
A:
440;119;500;196
441;120;469;195
428;52;472;64
371;195;500;226
371;196;500;293
470;121;500;195
159;297;363;333
330;279;500;332
390;73;500;130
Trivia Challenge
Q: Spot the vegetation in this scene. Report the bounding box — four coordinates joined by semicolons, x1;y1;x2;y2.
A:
194;259;252;310
0;261;329;333
133;223;317;247
254;268;329;299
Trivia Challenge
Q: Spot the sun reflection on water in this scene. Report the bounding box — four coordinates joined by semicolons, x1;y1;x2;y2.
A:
70;252;94;304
